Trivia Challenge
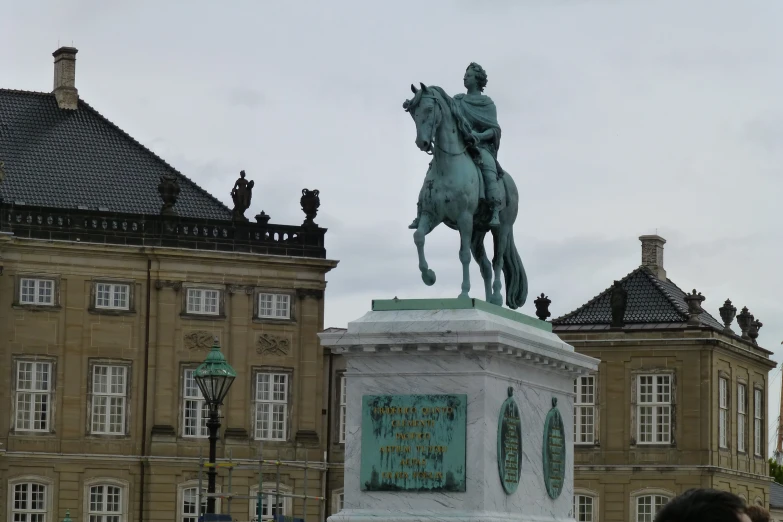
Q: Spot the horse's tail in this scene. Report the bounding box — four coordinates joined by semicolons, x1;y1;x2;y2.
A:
503;230;528;309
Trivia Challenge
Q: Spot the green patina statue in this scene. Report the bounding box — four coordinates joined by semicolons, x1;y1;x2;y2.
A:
403;63;528;309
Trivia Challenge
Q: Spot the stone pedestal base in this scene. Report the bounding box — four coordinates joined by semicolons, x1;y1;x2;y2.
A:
319;299;598;522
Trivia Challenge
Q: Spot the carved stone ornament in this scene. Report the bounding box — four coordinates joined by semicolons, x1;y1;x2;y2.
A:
185;330;215;351
683;289;705;326
736;306;752;340
257;333;291;356
748;318;763;345
155;280;182;291
158;174;180;216
533;293;551;321
718;298;737;333
227;284;254;295
609;281;627;328
300;188;320;227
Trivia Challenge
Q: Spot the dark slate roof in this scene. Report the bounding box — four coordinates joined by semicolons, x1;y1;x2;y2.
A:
552;266;724;330
771;481;783;509
0;89;232;220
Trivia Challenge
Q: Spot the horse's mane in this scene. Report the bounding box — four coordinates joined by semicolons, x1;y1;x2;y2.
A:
406;85;477;146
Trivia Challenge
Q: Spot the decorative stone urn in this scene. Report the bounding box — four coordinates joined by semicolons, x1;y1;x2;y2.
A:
300;188;320;226
683;289;705;326
748;318;763;345
736;307;753;340
533;293;551;321
718;299;737;333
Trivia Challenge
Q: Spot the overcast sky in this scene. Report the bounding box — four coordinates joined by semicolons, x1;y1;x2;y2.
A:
3;0;783;454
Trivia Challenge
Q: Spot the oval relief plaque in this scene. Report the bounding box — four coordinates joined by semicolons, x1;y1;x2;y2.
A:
542;397;565;499
497;387;522;494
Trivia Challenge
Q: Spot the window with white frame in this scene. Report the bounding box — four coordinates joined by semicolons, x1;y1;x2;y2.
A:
91;365;127;435
88;484;123;522
15;360;53;432
573;494;596;522
339;375;347;443
637;374;671;444
181;487;207;522
186;288;219;315
719;377;728;448
254;372;289;440
250;486;290;522
258;293;291;319
738;383;747;452
754;388;763;456
11;482;48;522
636;495;670;522
331;489;345;514
183;369;209;438
95;283;130;310
574;376;595;444
19;278;54;305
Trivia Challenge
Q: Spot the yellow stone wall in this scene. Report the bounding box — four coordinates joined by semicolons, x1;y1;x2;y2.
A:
0;237;337;522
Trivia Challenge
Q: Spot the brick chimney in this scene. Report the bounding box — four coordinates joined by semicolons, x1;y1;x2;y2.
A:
639;234;666;280
52;47;78;110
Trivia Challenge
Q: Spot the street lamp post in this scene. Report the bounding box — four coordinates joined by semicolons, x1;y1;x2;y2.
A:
193;337;237;515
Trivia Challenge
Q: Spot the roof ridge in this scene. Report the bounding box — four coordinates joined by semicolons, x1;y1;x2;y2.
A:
76;97;231;215
552;266;644;323
639;267;689;320
0;88;54;97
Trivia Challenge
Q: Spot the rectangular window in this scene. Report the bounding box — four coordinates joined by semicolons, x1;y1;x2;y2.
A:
637;374;671;444
251;490;286;521
182;487;206;522
15;361;52;432
573;495;594;522
719;377;728;448
339;375;347;443
738;383;747;452
89;484;123;522
336;493;345;512
258;293;291;319
183;369;208;438
755;388;763;456
186;288;219;315
96;283;130;310
12;482;47;522
254;373;289;440
637;495;669;522
574;376;595;444
91;365;127;434
20;278;54;305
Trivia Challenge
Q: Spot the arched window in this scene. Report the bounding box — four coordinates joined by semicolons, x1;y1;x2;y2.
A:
631;488;674;522
249;484;292;522
8;476;54;522
573;489;598;522
177;481;220;522
84;479;129;522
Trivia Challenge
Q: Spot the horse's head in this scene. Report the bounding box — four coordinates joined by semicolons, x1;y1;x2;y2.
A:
403;83;441;152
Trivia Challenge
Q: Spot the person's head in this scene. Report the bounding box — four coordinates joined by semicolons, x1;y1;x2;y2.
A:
746;505;771;522
463;63;488;92
654;489;749;522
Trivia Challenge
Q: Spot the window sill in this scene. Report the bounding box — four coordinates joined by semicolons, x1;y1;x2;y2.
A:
13;304;60;312
10;430;55;437
88;307;135;317
180;312;226;321
252;317;296;325
87;433;130;440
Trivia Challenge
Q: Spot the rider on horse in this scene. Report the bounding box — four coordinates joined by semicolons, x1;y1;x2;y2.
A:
410;62;503;229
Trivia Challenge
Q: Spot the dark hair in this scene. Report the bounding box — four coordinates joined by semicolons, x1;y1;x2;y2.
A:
467;62;488;92
654;489;747;522
746;505;771;522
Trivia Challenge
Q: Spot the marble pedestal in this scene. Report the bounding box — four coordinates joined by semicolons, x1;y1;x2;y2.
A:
319;299;599;522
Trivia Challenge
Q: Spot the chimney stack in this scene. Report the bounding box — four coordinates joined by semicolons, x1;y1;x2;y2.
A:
639;234;666;280
52;46;78;110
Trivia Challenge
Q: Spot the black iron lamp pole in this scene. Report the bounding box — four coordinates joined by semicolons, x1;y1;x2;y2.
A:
193;337;237;515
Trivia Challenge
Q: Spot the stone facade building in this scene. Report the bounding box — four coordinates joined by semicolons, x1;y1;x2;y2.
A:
553;235;776;522
0;48;337;522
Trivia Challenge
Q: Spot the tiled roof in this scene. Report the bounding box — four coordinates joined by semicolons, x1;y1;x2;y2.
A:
771;481;783;509
552;266;724;330
0;89;232;220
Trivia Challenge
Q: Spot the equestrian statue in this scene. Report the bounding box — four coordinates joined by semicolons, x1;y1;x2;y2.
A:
403;62;528;309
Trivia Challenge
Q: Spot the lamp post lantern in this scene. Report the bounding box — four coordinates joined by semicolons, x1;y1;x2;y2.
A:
193;337;237;515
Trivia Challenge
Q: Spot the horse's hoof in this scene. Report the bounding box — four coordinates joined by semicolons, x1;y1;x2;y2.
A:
422;269;436;286
490;294;503;306
457;293;470;300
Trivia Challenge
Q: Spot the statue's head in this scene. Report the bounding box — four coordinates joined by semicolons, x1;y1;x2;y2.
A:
464;63;488;92
240;170;246;178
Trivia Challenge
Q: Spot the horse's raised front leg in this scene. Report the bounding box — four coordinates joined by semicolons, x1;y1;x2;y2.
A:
413;214;438;286
470;230;492;302
457;212;473;300
490;226;509;306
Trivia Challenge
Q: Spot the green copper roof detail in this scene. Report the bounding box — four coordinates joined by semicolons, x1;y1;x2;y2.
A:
371;298;552;332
